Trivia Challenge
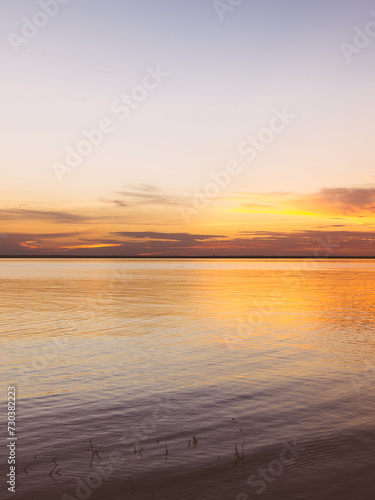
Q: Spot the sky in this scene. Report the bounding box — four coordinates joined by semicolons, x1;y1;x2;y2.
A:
1;0;375;256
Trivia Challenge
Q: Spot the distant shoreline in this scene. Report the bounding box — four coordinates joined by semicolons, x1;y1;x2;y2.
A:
0;255;374;259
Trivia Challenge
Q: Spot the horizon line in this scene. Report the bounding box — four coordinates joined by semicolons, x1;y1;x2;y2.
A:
0;255;375;259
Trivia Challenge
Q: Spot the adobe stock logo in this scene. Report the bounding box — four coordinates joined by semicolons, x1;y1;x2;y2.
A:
51;65;169;182
236;439;305;500
180;107;296;223
351;360;375;395
213;0;244;21
340;11;375;63
7;0;71;53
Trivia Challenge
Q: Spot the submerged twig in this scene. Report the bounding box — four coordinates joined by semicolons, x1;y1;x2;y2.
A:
234;440;246;461
128;476;135;497
87;438;103;468
48;462;61;482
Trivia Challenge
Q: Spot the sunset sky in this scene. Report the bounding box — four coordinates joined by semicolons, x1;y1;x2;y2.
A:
1;0;375;256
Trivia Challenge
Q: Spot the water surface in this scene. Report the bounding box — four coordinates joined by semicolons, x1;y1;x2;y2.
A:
0;259;374;499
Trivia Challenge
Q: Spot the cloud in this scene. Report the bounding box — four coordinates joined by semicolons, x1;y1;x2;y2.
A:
316;224;347;229
101;184;186;208
295;187;375;216
2;184;375;256
112;231;225;244
0;232;85;254
238;186;375;218
0;230;226;255
1;229;375;256
99;198;128;208
0;209;89;223
232;230;375;255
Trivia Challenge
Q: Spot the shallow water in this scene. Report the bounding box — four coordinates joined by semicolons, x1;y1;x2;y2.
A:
0;258;374;499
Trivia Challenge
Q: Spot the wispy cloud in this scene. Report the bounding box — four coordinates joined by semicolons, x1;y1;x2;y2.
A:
112;231;225;244
101;184;187;208
0;209;90;223
234;230;375;254
294;187;375;216
238;186;375;218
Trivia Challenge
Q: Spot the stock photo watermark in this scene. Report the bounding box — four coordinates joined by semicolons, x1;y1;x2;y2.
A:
119;397;173;451
7;0;72;53
17;268;164;385
60;449;126;500
351;360;375;395
18;269;124;383
236;439;305;499
340;11;375;63
6;386;17;494
61;397;173;500
213;0;244;21
180;106;296;223
52;65;169;182
18;333;71;384
223;236;340;351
